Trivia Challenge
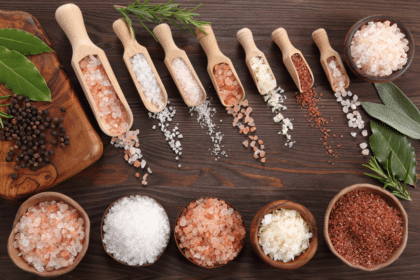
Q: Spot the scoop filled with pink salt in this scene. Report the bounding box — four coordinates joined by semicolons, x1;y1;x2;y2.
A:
175;197;246;267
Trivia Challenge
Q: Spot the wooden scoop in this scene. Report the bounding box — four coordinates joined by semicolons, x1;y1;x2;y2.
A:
113;18;167;113
56;4;133;136
312;28;350;92
153;23;206;107
237;28;276;95
272;27;314;93
196;25;245;107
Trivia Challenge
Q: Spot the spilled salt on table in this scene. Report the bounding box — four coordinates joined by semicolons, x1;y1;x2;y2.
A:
149;101;183;166
190;100;227;160
214;63;243;106
249;56;294;147
172;58;204;105
351;21;409;77
79;55;128;135
175;198;246;267
102;195;170;266
258;209;312;262
130;54;165;110
13;201;85;272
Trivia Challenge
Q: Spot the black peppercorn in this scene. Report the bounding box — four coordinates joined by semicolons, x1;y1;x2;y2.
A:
53;118;59;124
60;107;66;112
11;174;17;180
14;165;20;171
48;150;55;156
51;139;57;145
44;156;50;163
64;135;70;141
65;140;70;146
20;163;26;168
5;157;12;162
59;117;63;123
7;151;14;157
50;124;56;130
59;128;66;134
43;109;49;116
60;143;65;148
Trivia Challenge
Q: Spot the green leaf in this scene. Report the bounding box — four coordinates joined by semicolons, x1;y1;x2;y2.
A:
362;102;420;139
369;120;417;186
0;46;51;102
0;28;52;56
375;83;420;123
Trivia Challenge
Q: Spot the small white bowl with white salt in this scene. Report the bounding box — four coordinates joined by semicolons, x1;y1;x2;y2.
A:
344;15;414;83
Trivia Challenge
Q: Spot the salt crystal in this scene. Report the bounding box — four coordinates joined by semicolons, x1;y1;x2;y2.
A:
172;58;205;105
362;130;368;137
360;142;368;149
362;149;370;155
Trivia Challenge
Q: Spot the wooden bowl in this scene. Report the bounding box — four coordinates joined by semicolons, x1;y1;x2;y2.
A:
250;200;318;270
324;183;408;271
101;194;170;266
174;197;246;268
7;192;90;277
344;15;414;83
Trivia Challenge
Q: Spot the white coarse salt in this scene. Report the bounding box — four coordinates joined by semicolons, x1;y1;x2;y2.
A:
102;195;170;266
249;56;277;94
130;54;165;110
258;209;312;262
362;130;368;137
362;149;370;155
351;21;409;77
172;58;204;105
360;142;368;149
351;132;356;137
190;100;227;159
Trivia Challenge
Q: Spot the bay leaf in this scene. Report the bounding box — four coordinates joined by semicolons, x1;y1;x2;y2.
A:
369;120;417;186
375;82;420;123
361;102;420;139
0;28;52;56
0;46;51;102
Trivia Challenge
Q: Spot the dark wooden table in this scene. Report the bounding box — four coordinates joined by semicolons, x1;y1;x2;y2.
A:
1;0;419;279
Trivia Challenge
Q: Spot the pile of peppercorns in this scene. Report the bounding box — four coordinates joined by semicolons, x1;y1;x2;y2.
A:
1;94;70;180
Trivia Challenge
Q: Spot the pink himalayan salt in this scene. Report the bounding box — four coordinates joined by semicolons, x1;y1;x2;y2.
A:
214;63;243;106
13;201;85;272
175;198;246;267
80;55;128;135
350;21;409;77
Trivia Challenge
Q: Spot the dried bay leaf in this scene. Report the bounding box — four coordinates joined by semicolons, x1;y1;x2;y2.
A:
0;46;51;102
0;28;52;56
369;120;417;186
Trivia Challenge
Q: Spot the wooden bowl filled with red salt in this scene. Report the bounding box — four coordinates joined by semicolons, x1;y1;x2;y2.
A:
344;15;414;83
250;200;318;270
174;197;247;268
7;192;90;277
324;183;408;271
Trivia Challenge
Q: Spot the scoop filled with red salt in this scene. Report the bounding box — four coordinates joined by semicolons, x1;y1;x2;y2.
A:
175;197;246;268
196;25;245;107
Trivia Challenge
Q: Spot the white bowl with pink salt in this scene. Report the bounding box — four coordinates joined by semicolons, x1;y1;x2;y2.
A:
7;192;90;277
344;15;414;83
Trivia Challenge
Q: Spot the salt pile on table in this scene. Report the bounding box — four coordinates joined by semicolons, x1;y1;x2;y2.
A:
249;56;294;146
175;198;246;267
214;63;243;106
351;21;409;77
190;100;227;160
149;102;183;167
102;195;170;266
80;55;128;135
172;58;205;106
258;209;312;262
130;54;165;110
13;201;85;272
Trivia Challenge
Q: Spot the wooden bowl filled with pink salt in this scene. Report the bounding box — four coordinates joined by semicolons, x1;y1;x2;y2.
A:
7;192;90;277
324;183;408;271
250;200;318;270
174;197;246;268
344;15;414;83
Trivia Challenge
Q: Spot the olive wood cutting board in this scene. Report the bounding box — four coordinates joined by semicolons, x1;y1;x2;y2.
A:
0;10;103;201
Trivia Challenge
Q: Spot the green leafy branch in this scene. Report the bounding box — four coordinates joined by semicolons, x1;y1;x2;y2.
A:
0;95;13;128
363;154;411;201
114;0;210;41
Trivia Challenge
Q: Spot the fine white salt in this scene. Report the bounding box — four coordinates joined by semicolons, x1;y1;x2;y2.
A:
102;195;170;266
172;58;205;106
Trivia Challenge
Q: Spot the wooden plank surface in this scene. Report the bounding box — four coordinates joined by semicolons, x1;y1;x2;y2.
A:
0;10;103;200
1;0;419;279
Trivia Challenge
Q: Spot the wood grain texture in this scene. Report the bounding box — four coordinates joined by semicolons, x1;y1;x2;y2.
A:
1;0;420;279
0;10;103;200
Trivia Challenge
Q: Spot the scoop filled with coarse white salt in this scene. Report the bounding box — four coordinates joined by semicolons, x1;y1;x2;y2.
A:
101;195;170;266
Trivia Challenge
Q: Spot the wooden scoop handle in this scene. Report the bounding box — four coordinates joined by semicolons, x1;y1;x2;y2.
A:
153;23;179;55
312;28;333;56
113;18;135;49
272;27;295;56
237;28;259;55
55;3;93;51
196;25;222;58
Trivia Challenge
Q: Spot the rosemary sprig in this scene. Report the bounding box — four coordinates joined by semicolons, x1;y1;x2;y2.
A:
363;154;412;201
114;0;210;41
0;95;13;128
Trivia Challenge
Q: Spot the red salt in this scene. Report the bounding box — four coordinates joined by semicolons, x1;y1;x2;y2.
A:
214;63;243;106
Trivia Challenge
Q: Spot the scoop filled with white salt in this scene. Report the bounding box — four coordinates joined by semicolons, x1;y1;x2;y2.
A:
101;195;170;266
113;19;168;113
153;23;206;107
